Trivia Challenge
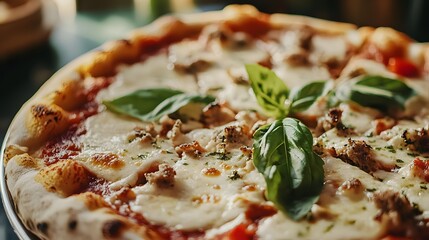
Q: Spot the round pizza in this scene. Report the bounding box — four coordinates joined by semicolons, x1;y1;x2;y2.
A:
3;5;429;240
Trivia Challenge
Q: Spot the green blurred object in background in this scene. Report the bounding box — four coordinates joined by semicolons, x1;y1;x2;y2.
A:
150;0;171;20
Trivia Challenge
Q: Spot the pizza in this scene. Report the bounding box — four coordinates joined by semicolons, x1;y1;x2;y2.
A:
3;4;429;240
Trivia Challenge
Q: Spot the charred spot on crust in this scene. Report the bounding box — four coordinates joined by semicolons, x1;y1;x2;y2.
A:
32;104;57;118
118;39;132;46
31;104;63;125
37;222;48;235
68;220;77;231
102;220;125;238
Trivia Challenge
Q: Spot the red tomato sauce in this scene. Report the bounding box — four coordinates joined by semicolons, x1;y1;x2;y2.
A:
413;158;429;182
361;43;421;78
40;124;85;165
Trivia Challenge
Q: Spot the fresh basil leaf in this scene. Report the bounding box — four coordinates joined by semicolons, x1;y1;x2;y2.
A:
144;93;215;121
343;76;416;111
253;118;324;220
289;81;327;113
104;88;215;121
245;64;290;118
104;88;183;119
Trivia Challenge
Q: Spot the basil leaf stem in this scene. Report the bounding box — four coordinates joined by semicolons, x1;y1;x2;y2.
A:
253;118;324;220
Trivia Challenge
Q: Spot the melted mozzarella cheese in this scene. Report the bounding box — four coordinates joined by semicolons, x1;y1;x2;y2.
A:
311;35;348;63
257;157;386;240
78;113;267;229
131;148;264;230
70;26;429;239
97;55;198;101
273;64;332;88
319;108;429;220
265;32;334;88
76;111;178;182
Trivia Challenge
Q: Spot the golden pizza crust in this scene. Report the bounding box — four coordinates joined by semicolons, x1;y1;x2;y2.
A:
3;4;429;240
35;159;89;197
26;103;70;145
6;154;159;239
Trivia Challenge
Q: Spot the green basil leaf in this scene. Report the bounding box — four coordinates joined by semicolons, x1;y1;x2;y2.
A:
253;118;324;220
245;64;290;118
289;81;327;113
104;88;215;121
143;93;215;121
345;76;416;111
104;88;183;119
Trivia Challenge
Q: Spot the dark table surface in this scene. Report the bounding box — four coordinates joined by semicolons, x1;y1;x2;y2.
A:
1;0;428;239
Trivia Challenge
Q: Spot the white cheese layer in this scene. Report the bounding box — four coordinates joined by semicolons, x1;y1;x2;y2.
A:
67;25;429;239
258;157;387;240
77;114;266;229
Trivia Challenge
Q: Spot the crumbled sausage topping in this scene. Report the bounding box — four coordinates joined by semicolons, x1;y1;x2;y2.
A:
315;108;354;137
402;127;429;152
239;146;252;160
284;49;310;67
169;120;191;147
337;178;365;200
373;190;429;239
172;59;212;74
127;126;156;144
175;141;206;158
145;164;176;188
214;125;251;151
159;115;177;137
202;102;236;127
335;139;379;173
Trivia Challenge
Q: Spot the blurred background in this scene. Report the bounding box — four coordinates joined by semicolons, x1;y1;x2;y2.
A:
0;0;428;239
